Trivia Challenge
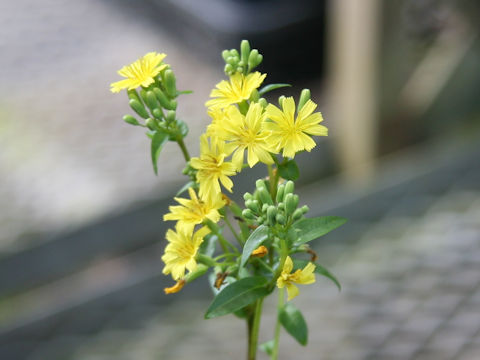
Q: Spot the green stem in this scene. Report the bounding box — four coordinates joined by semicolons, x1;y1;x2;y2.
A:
224;214;244;246
205;219;239;254
271;288;284;360
176;137;190;162
248;298;264;360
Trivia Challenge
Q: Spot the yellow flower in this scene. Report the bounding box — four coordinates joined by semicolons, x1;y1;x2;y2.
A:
164;279;185;294
276;256;315;300
216;103;276;169
206;72;266;110
265;97;328;158
163;187;225;232
190;135;237;201
162;225;210;281
110;52;167;93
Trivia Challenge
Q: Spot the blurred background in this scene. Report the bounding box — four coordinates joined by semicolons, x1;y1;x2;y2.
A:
0;0;479;359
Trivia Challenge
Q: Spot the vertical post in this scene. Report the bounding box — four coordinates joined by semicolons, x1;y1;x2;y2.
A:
328;0;380;184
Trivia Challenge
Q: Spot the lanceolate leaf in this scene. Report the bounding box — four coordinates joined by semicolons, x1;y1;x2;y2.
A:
151;130;169;175
293;259;341;291
291;216;347;245
176;181;195;196
258;83;291;96
205;277;269;319
279;302;308;345
240;225;269;267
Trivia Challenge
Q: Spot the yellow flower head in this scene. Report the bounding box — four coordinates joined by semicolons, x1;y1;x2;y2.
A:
163;187;225;232
265;97;328;158
110;52;167;93
162;225;210;281
217;103;276;169
190;134;237;201
206;72;266;110
276;256;316;301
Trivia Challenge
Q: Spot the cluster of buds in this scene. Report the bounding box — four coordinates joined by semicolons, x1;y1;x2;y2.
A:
242;180;309;227
222;40;263;76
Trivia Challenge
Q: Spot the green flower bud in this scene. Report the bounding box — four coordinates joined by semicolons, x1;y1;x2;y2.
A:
283;180;295;200
255;53;263;66
267;205;277;225
152;108;163;119
278;202;285;211
298;89;311;111
231;49;240;58
241;40;250;65
292;208;303;221
242;209;255;220
166;110;176;123
257;216;264;225
261;203;269;213
123;114;140;126
164;69;177;98
292;194;299;209
145;118;157;130
153;88;172;110
243;192;253;201
248;49;259;69
129;99;149;119
227;56;237;65
276;213;286;225
256;179;266;190
246;199;260;213
300;205;309;214
236;67;243;73
285;193;296;216
225;64;233;74
258;98;268;108
145;90;159;111
276;184;285;203
222;50;230;61
278;95;286;107
258;186;273;206
127;89;142;104
169;99;177;110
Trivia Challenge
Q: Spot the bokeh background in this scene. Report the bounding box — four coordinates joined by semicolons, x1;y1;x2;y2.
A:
1;0;480;359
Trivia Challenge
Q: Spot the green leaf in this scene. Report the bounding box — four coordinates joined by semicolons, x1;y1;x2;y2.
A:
293;259;341;291
278;159;299;181
177;90;193;95
279;302;308;346
258;83;291;96
240;225;269;267
176;181;195;196
260;340;274;356
151;130;169;175
291;216;347;245
205;276;269;319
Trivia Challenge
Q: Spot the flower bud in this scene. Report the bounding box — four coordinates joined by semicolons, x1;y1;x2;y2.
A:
243;192;253;201
277;202;285;211
164;69;177;98
256;179;266;190
241;40;250;65
258;98;268;108
255;53;263;66
246;199;260;213
285;193;296;216
292;208;303;221
258;186;273;206
222;50;230;61
267;205;277;225
123;114;140;126
300;205;309;214
283;180;295;200
145;90;159;111
276;213;286;225
250;89;259;102
127;89;142;104
236;66;243;73
248;49;259;69
166;110;176;123
261;203;269;213
152;108;163;119
230;49;240;58
276;184;285;203
242;209;255;220
225;64;233;74
153;88;173;110
298;89;311;111
278;95;286;107
185;264;208;283
129;99;149;119
145;118;157;130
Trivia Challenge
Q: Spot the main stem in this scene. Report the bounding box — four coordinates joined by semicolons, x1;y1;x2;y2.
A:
248;298;264;360
271;288;284;360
